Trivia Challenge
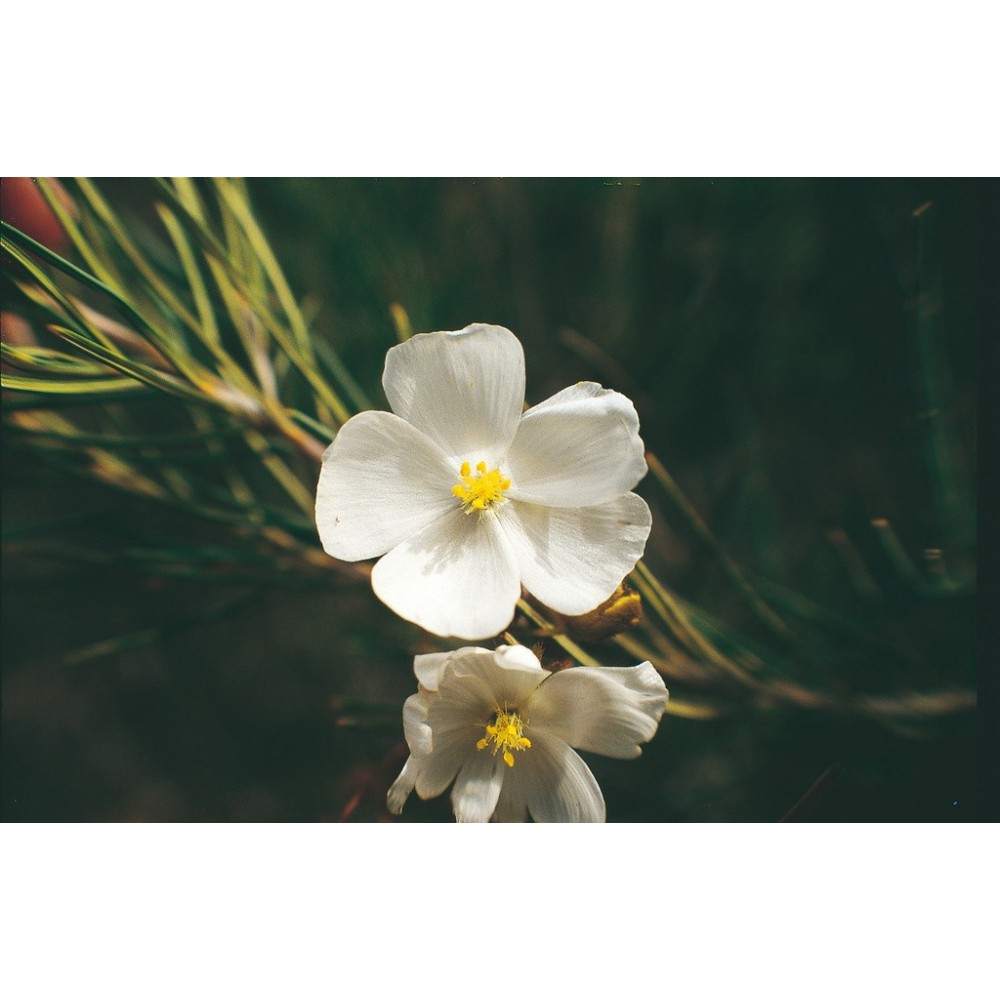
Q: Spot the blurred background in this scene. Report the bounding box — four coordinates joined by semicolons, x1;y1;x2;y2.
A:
1;178;982;822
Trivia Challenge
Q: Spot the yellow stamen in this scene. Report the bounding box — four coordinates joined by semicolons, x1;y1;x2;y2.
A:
476;707;531;767
452;460;511;514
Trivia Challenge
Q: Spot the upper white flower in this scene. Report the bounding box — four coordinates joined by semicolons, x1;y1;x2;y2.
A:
387;644;668;822
315;323;651;639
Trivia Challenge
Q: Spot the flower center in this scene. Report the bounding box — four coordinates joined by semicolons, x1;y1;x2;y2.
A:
452;460;511;514
476;707;532;768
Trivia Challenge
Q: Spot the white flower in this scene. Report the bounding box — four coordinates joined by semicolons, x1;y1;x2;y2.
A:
315;323;651;639
387;644;668;822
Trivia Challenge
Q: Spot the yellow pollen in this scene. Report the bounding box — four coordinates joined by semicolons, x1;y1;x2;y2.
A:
452;460;511;514
476;707;532;767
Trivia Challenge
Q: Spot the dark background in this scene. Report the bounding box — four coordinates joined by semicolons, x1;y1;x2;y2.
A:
1;178;983;822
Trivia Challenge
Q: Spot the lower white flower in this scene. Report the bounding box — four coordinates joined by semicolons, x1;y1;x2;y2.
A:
387;644;668;823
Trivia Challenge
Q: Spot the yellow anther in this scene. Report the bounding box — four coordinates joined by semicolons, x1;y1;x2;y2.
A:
452;460;511;514
476;707;531;767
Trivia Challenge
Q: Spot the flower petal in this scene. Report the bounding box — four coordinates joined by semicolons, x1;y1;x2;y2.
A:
413;727;475;800
451;748;505;823
427;656;496;735
499;492;652;616
412;652;453;692
491;780;529;823
446;644;549;709
382;324;525;464
506;382;647;507
528;662;668;759
401;691;433;757
316;410;456;561
494;644;546;673
371;508;521;639
510;732;606;823
416;647;514;702
387;755;419;815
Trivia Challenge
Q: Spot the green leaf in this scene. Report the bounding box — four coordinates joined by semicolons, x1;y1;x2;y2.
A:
1;373;146;395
